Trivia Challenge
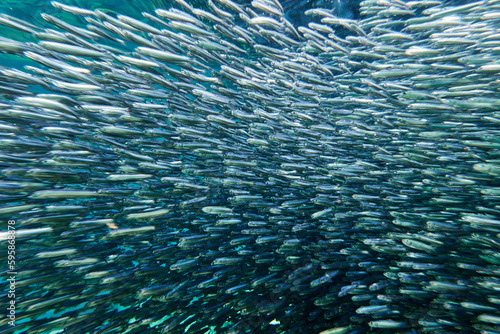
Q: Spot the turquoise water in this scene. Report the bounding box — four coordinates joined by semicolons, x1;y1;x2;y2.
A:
1;0;500;333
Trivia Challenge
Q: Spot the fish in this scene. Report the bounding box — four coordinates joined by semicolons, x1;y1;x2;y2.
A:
0;0;499;333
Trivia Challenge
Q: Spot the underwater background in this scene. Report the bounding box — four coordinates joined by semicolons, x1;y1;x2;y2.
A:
1;0;500;333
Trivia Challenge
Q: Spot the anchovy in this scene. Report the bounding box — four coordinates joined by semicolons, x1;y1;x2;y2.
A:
0;0;499;333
